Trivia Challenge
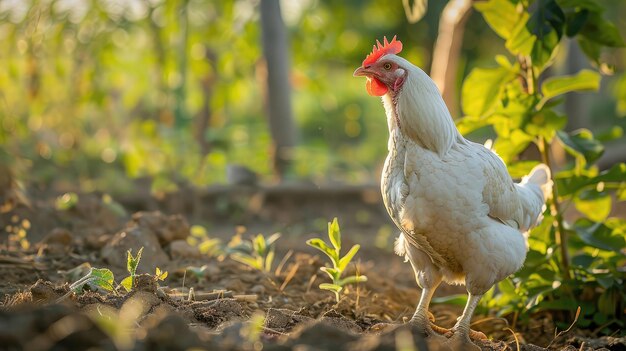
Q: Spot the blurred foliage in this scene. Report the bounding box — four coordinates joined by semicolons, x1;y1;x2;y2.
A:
5;0;622;193
0;0;432;192
462;0;626;335
230;232;281;272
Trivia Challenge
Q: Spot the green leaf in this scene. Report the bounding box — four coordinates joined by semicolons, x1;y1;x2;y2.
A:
120;276;133;292
574;189;612;222
462;66;516;118
556;129;604;164
265;249;274;272
573;218;626;252
564;9;589;37
74;268;115;293
253;234;266;256
337;275;367;286
577;36;602;65
571;253;595;268
320;266;340;281
474;0;521;40
526;0;565;68
556;0;602;12
598;287;619;316
338;244;360;272
432;294;468;306
155;267;168;281
265;233;281;247
493;130;534;164
595;162;626;183
498;278;517;295
507;160;541;179
506;12;535;57
578;12;625;47
540;69;601;103
319;283;342;293
614;74;626;116
525;109;566;140
306;238;338;262
231;253;263;270
91;268;115;287
328;217;341;252
555;163;626;197
126;247;143;277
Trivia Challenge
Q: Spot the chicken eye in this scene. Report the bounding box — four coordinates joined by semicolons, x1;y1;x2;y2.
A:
383;63;392;70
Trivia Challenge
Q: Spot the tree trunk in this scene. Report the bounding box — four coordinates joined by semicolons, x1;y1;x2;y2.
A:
259;0;297;180
195;49;217;158
430;0;473;118
564;39;590;131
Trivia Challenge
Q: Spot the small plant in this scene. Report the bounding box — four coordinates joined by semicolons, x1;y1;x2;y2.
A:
66;246;168;296
120;247;143;292
307;218;367;302
69;267;116;294
187;225;223;257
230;233;281;272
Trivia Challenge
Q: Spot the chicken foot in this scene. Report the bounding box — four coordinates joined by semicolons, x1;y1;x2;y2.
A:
430;319;486;341
442;293;484;351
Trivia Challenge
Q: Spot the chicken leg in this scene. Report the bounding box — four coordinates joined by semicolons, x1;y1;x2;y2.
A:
403;241;448;343
443;293;484;351
409;272;442;336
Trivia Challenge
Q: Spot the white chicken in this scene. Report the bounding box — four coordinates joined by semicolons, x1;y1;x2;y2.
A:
354;36;552;350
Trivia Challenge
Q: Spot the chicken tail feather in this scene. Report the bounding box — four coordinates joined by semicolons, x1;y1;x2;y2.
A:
514;164;553;232
524;164;552;202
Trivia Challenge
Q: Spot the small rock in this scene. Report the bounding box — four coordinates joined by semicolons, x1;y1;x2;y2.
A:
131;211;189;246
286;319;360;350
82;228;110;249
38;228;73;255
250;284;265;295
101;225;169;271
142;307;204;350
265;308;313;333
168;240;201;260
193;298;246;329
320;310;363;334
132;274;158;293
29;280;69;304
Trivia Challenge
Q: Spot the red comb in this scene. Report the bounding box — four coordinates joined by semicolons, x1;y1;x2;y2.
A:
362;36;403;67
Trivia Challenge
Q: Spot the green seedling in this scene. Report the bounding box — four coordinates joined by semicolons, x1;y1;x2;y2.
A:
120;247;143;292
230;233;281;272
188;225;223;257
154;267;168;281
307;218;367;302
69;267;116;294
63;247;168;303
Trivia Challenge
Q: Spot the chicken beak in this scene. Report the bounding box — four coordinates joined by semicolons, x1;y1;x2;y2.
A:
353;66;369;77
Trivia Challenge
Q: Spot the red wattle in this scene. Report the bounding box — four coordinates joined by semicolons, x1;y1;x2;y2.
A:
366;77;388;96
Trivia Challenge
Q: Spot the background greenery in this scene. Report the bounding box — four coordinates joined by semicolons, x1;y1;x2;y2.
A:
2;0;622;194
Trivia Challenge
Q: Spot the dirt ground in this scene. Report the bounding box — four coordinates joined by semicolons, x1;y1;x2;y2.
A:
1;185;625;351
